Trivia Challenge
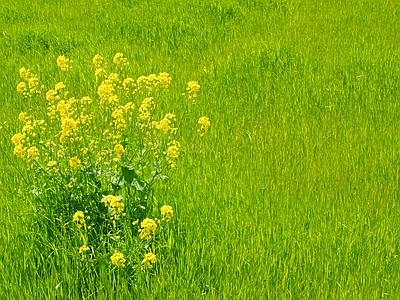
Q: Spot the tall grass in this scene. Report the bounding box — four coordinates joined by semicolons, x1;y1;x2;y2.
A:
1;0;400;298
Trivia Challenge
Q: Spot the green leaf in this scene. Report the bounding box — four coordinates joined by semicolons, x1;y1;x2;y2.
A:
132;179;145;191
121;166;138;184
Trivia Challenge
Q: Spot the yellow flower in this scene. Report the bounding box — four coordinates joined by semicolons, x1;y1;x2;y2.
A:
142;252;157;267
19;67;31;80
111;108;126;129
92;54;104;68
60;117;78;143
69;156;81;169
13;144;25;159
155;113;177;133
160;205;173;222
11;133;24;146
157;72;172;88
46;90;59;102
107;73;119;83
73;211;85;228
16;82;28;97
138;97;155;122
57;150;64;158
97;82;115;104
186;81;200;102
138;218;157;240
79;245;90;253
27;146;39;160
47;160;57;167
123;78;135;95
80;96;92;105
114;144;125;157
103;195;124;217
110;252;126;267
27;76;39;93
95;68;107;81
18;112;28;123
198;116;211;136
113;52;129;66
167;141;180;158
103;195;118;206
56;55;72;71
110;198;124;216
166;140;180;167
54;82;66;91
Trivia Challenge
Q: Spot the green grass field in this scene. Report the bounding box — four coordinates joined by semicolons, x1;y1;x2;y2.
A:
1;0;400;299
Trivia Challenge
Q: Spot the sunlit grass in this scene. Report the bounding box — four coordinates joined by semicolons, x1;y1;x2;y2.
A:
1;0;400;299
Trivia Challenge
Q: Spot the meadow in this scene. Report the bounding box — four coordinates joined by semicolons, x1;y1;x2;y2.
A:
1;0;400;299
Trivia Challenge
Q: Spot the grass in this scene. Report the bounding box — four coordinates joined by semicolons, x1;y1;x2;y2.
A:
1;0;400;298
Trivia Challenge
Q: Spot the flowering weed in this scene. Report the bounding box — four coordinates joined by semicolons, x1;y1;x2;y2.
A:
10;53;210;288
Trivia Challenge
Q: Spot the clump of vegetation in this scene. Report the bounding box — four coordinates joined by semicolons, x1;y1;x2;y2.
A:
11;53;210;288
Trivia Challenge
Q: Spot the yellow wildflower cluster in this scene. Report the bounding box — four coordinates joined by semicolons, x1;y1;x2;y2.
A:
17;67;42;98
166;140;180;168
142;252;157;268
46;82;64;119
138;97;156;126
122;73;171;96
11;114;47;161
79;245;90;259
113;143;125;158
110;252;126;267
56;55;72;71
79;245;90;253
97;73;120;108
113;52;129;67
93;54;108;81
69;156;81;170
73;211;85;228
122;77;135;96
198;116;211;136
153;113;178;134
111;102;134;132
160;205;174;222
138;218;157;240
11;132;25;158
27;146;40;161
136;73;172;93
103;195;125;217
186;81;200;102
11;54;205;271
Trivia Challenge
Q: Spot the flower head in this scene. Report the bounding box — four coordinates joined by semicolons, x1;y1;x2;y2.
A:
47;160;57;167
18;112;28;123
142;252;157;268
155;113;177;133
13;144;25;159
114;144;125;157
103;195;124;217
79;245;90;253
11;133;24;146
69;156;81;170
186;81;200;102
160;205;173;222
166;140;180;167
27;146;39;161
198;116;211;136
73;211;85;228
56;55;72;71
92;54;105;68
113;52;129;67
54;82;66;91
110;252;126;267
138;218;157;240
